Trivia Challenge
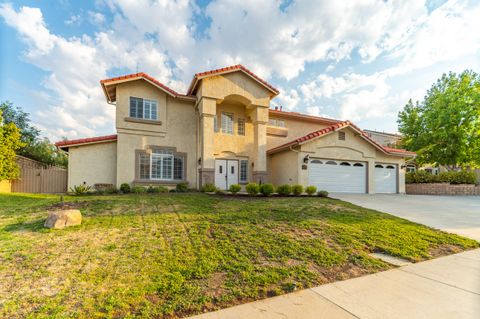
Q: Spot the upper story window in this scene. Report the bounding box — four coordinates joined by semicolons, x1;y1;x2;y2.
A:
129;97;158;120
268;118;285;128
222;112;234;134
238;118;245;136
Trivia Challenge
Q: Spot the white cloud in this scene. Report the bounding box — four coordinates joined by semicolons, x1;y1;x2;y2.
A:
275;87;299;111
64;14;82;26
88;11;105;26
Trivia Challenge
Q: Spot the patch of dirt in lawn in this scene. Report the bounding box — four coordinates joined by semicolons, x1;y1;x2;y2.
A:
325;204;358;213
204;272;227;298
428;244;464;258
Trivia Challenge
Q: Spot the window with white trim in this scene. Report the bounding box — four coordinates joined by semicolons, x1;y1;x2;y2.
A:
238;118;245;136
240;160;248;183
139;149;184;181
268;118;285;128
129;97;158;120
222;112;234;134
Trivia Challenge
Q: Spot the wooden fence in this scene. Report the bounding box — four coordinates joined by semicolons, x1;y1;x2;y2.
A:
7;156;67;194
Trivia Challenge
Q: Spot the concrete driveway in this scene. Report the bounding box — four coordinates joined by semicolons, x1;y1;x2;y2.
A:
331;194;480;241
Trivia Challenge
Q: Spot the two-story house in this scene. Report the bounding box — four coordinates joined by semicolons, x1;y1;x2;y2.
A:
56;65;415;194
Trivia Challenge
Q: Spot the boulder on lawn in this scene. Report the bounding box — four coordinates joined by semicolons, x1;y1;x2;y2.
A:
44;209;82;229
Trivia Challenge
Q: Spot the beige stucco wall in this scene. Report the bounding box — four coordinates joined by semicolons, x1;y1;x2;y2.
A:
268;149;299;186
366;131;401;147
67;141;117;189
267;117;330;150
268;127;406;193
115;80;197;187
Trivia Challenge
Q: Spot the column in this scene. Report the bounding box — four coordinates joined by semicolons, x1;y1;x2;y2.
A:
252;106;268;183
198;97;216;187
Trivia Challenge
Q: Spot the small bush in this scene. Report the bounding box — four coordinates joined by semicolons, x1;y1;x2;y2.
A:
260;183;275;196
229;184;241;194
176;182;189;193
276;184;292;196
201;183;217;192
245;183;260;196
132;186;146;194
215;188;226;195
105;186;119;194
292;184;304;196
317;190;329;197
157;186;169;193
450;170;477;184
95;189;105;195
120;183;131;193
305;186;317;196
406;170;477;184
147;186;156;193
70;184;92;195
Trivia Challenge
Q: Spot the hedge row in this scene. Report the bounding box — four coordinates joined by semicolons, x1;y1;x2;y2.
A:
406;170;477;185
201;183;329;197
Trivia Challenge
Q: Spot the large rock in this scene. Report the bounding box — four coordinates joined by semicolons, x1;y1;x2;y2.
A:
44;209;82;229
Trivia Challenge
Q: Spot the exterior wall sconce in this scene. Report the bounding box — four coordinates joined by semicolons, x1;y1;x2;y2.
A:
303;154;309;164
400;165;406;169
198;157;202;165
251;162;254;168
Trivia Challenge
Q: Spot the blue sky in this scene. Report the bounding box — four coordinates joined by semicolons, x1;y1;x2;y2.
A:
1;0;480;141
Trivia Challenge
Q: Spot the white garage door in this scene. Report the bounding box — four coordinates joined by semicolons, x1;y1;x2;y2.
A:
308;159;367;193
375;164;397;193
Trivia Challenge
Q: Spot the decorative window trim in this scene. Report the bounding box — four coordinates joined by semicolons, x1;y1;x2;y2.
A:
240;160;248;183
135;146;187;183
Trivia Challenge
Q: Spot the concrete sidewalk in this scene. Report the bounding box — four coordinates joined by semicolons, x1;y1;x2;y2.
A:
188;249;480;319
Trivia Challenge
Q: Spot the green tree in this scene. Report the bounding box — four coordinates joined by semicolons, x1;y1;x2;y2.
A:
0;111;24;180
397;70;480;170
0;101;68;168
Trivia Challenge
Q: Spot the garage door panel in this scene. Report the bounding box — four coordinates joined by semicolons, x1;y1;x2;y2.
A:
308;159;366;193
375;164;397;193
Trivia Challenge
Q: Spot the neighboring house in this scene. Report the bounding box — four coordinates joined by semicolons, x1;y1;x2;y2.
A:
56;65;415;194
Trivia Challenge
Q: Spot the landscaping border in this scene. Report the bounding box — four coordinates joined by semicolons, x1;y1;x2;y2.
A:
406;183;480;195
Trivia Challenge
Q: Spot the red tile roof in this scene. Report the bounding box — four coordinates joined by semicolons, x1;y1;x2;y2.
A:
187;64;280;95
55;134;117;149
269;109;341;124
267;121;416;157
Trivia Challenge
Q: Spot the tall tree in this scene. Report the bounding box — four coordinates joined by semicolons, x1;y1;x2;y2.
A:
0;101;68;168
0;111;24;180
398;70;480;169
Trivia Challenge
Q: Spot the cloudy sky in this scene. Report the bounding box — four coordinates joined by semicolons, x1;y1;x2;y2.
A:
1;0;479;141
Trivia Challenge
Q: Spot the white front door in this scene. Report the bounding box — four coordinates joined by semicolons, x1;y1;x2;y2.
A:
308;159;367;193
375;164;397;193
215;159;238;190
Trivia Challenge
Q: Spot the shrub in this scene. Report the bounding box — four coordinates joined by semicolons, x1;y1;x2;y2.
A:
317;190;329;197
305;186;317;196
70;184;92;195
245;183;260;196
201;183;217;192
176;182;189;193
105;186;119;194
406;170;477;184
450;170;477;184
292;184;304;196
95;189;105;195
157;186;169;193
229;184;241;194
132;186;146;194
120;183;131;194
147;186;156;193
276;184;292;196
215;188;226;195
260;183;275;196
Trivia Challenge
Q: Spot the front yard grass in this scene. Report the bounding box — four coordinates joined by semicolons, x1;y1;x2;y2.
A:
0;193;477;318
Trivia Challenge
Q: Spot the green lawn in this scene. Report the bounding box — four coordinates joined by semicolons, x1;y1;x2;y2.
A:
0;193;477;318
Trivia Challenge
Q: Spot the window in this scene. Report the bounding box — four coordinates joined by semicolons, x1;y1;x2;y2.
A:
238;118;245;136
375;164;384;168
213;115;218;132
338;131;346;141
139;149;184;181
268;118;286;128
129;97;157;120
406;165;416;173
353;163;364;167
386;165;395;169
240;160;248;183
326;161;337;165
311;160;323;164
222;112;234;134
340;162;351;166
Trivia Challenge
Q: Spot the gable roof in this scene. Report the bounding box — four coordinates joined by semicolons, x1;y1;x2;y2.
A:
55;134;117;150
187;64;280;96
269;109;341;125
267;121;416;157
100;73;196;103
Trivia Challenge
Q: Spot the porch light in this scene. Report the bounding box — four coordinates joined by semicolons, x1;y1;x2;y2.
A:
303;155;309;164
198;157;202;165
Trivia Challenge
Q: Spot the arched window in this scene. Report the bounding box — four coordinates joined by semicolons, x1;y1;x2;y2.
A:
326;161;337;165
353;163;364;167
386;165;395;169
340;162;351;166
375;164;384;168
311;160;323;164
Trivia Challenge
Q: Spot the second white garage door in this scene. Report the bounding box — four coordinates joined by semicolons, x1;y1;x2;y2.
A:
308;159;367;193
375;164;397;193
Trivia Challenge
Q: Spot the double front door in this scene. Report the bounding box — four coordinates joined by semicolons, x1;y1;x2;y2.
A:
215;159;238;190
